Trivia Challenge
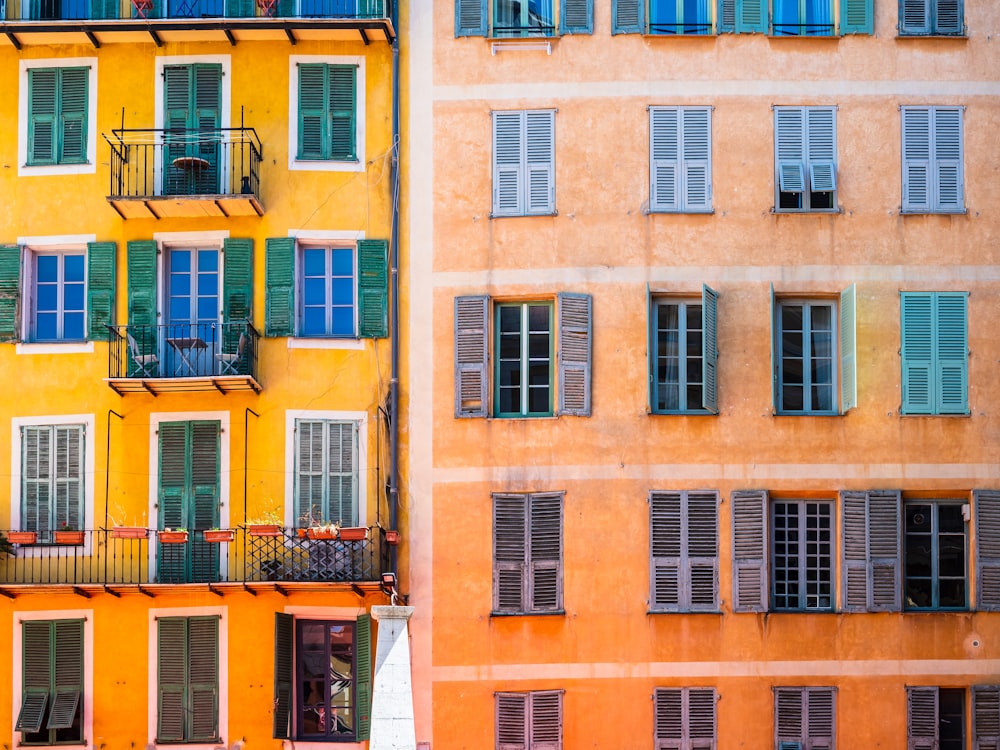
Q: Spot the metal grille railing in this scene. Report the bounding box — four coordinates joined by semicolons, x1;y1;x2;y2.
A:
107;322;260;381
6;0;388;20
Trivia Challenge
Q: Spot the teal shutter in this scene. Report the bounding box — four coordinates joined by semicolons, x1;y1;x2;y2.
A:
58;68;88;165
612;0;643;33
455;295;489;418
935;292;968;414
187;617;219;742
86;242;115;341
731;489;767;612
190;422;221;583
222;238;254;323
455;0;487;36
737;0;766;32
0;245;21;342
48;620;83;730
840;0;872;33
901;292;967;415
650;107;680;212
17;621;52;733
28;69;57;165
840;283;856;413
718;0;735;31
164;65;220;194
272;613;293;739
557;293;592;416
357;239;388;338
935;0;962;34
264;238;295;337
525;110;555;215
974;490;1000;611
157;618;187;742
933;107;964;212
702;284;718;413
646;283;654;413
127;240;157;328
560;0;592;33
298;65;326;160
355;614;372;741
328;65;357;161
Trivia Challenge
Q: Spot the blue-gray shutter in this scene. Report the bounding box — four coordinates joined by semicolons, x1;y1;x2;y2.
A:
775;107;806;196
264;237;295;337
528;493;563;612
651;107;712;213
494;494;527;612
557;292;591;416
840;284;856;413
650;107;680;212
934;0;963;34
0;245;22;342
806;107;837;194
901;292;933;414
841;491;869;611
840;0;872;33
718;0;735;31
493;111;524;217
650;491;684;611
560;0;592;33
655;688;717;749
682;108;712;212
899;0;930;34
702;284;718;414
907;687;938;750
455;295;489;418
869;490;902;611
901;107;931;213
525;111;556;215
455;0;487;36
769;283;777;413
973;686;1000;750
932;107;964;212
86;242;116;342
732;489;767;612
975;491;1000;611
612;0;643;33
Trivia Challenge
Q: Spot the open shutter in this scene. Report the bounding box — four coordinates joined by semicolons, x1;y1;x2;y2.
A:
770;283;777;413
328;65;357;161
158;422;189;584
17;621;52;733
59;68;88;164
975;491;1000;611
907;687;939;750
973;686;1000;750
840;284;856;413
560;0;592;33
358;239;388;338
688;491;719;611
188;617;219;742
899;0;929;33
48;620;83;730
776;107;806;195
190;422;221;583
273;613;293;739
935;292;967;414
807;688;836;750
455;0;487;36
737;0;766;32
612;0;643;33
775;688;804;748
86;242;115;341
682;108;712;211
157;618;188;743
455;295;489;418
840;0;872;33
901;108;931;212
493;111;524;217
932;107;964;212
806;107;837;193
494;494;527;612
28;69;57;165
0;245;22;342
298;64;326;159
901;292;933;414
525;111;555;215
529;493;563;612
557;292;592;416
934;0;962;34
355;614;372;741
650;107;680;212
732;490;767;612
841;491;868;611
650;492;683;611
529;691;562;750
496;693;528;750
702;284;718;413
265;238;295;337
868;490;902;611
222;238;253;324
127;239;158;368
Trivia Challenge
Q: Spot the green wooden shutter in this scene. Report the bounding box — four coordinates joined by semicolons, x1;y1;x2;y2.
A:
158;422;189;584
775;107;806;195
494;494;528;612
525;110;555;215
557;292;591;416
612;0;643;33
298;64;326;160
973;685;1000;750
901;107;931;213
127;240;157;328
272;613;294;739
529;493;563;612
732;489;767;612
840;0;872;33
328;65;357;161
187;617;219;742
355;614;372;741
935;292;967;414
682;107;712;211
840;490;869;611
933;107;964;212
868;490;902;611
455;0;487;36
58;68;88;165
974;490;1000;611
493;111;525;217
840;283;856;413
650;107;680;212
17;621;52;733
737;0;766;32
0;244;22;342
357;239;388;338
901;292;934;414
264;238;295;337
496;693;528;750
560;0;592;33
455;295;489;418
190;422;221;583
28;69;57;165
157;618;188;743
86;241;115;341
163;66;193;194
48;620;83;730
907;687;938;750
222;238;253;324
192;65;221;193
650;492;683;611
702;284;718;413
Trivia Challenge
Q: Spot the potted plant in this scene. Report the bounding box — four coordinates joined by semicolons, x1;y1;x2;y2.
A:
7;530;38;544
305;522;340;540
54;524;85;545
158;528;189;544
338;526;368;541
385;530;400;545
203;528;235;543
248;508;283;537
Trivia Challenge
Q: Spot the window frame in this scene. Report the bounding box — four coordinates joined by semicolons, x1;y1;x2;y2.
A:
770;498;835;611
456;0;592;36
288;55;365;173
495;301;555;418
903;498;968;611
900;106;965;214
773;298;838;415
649;106;713;213
293;619;360;741
295;63;357;162
907;686;966;750
491;109;556;218
773;105;838;213
492;491;565;616
770;0;836;36
293;418;360;528
299;243;357;338
495;690;564;750
649;287;718;414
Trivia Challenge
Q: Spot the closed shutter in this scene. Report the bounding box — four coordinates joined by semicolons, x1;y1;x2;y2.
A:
455;295;489;418
650;492;683;611
494;494;527;612
493;111;524;217
86;242;115;341
560;0;592;33
737;0;766;32
840;0;872;33
455;0;487;36
272;612;293;739
899;0;930;34
28;69;57;165
656;687;717;750
529;493;563;612
192;65;221;193
718;0;736;31
298;64;326;160
776;107;806;195
612;0;643;33
529;691;562;750
651;491;719;612
689;688;717;749
775;687;835;749
163;66;191;195
907;687;939;750
190;422;221;583
296;420;324;526
0;244;21;342
806;107;837;193
17;621;53;733
650;107;713;213
496;693;528;750
840;491;868;611
975;491;1000;611
157;618;188;742
22;426;51;535
327;421;358;526
48;620;83;730
264;238;295;337
868;490;902;611
702;284;719;413
187;616;219;742
58;68;88;165
688;491;719;610
222;238;253;324
328;65;357;161
732;490;767;612
973;685;1000;750
357;239;388;338
53;426;83;532
650;108;680;212
901;292;934;414
683;108;712;211
355;614;372;741
935;0;962;34
525;111;555;215
807;688;836;750
933;107;964;212
557;292;592;416
775;688;804;748
158;422;189;584
839;284;856;413
901;108;932;212
935;292;967;414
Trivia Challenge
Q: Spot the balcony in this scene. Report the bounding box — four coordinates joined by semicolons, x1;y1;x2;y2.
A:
105;127;263;220
0;526;392;594
106;321;262;395
0;0;394;47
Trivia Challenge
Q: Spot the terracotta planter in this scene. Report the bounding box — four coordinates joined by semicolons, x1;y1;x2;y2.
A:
305;527;338;540
158;530;189;544
385;530;400;545
338;526;368;541
249;524;282;537
111;526;148;539
54;530;85;545
203;529;235;543
7;531;37;544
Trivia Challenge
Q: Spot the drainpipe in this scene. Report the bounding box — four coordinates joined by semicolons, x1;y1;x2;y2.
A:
387;0;401;579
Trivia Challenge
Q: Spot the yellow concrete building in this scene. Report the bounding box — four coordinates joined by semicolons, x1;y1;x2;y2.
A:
405;0;1000;748
0;2;405;748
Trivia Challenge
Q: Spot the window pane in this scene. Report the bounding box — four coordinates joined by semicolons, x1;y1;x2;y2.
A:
63;312;85;340
302;308;325;337
37;283;58;312
36;313;58;341
37;255;58;282
330;248;352;276
64;254;85;281
330;308;353;336
63;282;85;311
303;249;326;277
330;277;353;307
304;277;326;307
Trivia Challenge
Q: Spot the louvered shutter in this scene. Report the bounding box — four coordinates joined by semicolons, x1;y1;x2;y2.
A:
0;244;21;342
839;0;872;33
187;617;219;742
28;69;57;165
808;688;836;750
327;421;358;526
650;107;680;212
157;618;188;742
163;66;192;195
732;490;767;612
840;491;868;611
650;492;683;611
355;614;372;740
272;613;293;739
496;693;528;750
53;425;83;532
907;687;939;750
298;64;326;160
127;240;158;368
973;685;1000;750
530;691;562;750
192;65;221;193
494;494;527;612
737;0;766;32
702;284;718;413
689;688;717;749
59;68;88;165
265;238;295;337
683;108;712;211
560;0;592;33
933;107;963;212
493;111;524;217
222;238;253;324
525;111;555;215
806;108;836;193
328;65;357;161
557;292;591;416
47;620;83;731
455;0;487;36
975;491;1000;611
899;0;930;34
935;292;967;414
775;688;804;748
839;284;856;413
296;420;325;525
901;108;932;213
86;242;115;341
529;493;563;612
718;0;736;31
612;0;643;33
190;422;221;583
22;426;51;535
901;293;934;414
358;239;388;338
455;295;489;418
868;490;902;611
776;108;806;195
158;422;189;584
934;0;962;34
17;621;52;733
654;688;684;750
688;491;719;610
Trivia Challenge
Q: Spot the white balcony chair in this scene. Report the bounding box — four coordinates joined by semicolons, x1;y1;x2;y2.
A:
215;331;246;375
127;332;159;377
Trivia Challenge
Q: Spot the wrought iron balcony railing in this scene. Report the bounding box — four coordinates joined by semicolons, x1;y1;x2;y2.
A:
3;0;387;21
0;527;392;587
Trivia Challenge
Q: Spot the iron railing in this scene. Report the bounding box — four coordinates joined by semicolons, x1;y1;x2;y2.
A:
0;527;391;585
3;0;387;20
108;322;259;381
105;127;262;201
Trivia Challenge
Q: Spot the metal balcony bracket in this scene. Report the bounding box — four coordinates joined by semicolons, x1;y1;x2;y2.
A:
140;380;159;396
359;28;369;45
351;584;366;599
242;583;258;596
108;201;128;221
5;31;22;49
143;200;162;219
212;379;228;395
145;26;163;46
284;27;295;44
213;199;230;217
85;29;100;47
0;588;14;599
102;586;122;598
207;584;224;597
72;587;92;599
224;28;235;45
137;585;155;598
273;584;289;597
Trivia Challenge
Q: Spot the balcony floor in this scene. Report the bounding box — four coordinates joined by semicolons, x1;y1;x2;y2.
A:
108;193;265;220
106;374;262;395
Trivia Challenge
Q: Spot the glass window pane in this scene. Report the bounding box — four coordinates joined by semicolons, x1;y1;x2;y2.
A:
36;313;57;341
63;313;84;340
303;248;326;277
64;254;85;281
171;250;191;272
197;249;218;272
302;308;325;336
64;283;85;311
37;284;58;311
330;277;353;306
37;255;58;282
330;248;353;276
304;278;326;306
330;308;353;336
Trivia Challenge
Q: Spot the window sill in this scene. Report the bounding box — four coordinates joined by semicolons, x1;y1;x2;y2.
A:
16;341;95;355
490;210;558;219
767;32;839;39
491;414;556;420
771;207;841;214
899;209;968;215
287;337;365;351
18;161;96;177
288;158;363;173
649;410;715;416
773;411;841;417
896;32;967;39
647;609;722;615
899;411;971;418
647;208;715;215
283;741;366;750
490;609;565;617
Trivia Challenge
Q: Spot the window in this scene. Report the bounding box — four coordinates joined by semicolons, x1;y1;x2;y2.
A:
16;619;84;745
899;0;963;35
295;419;359;528
27;67;87;166
771;0;835;35
456;0;591;36
297;64;356;161
21;424;85;540
771;286;856;415
650;288;717;414
654;0;872;35
774;107;837;212
31;251;85;342
649;491;719;612
492;110;555;218
774;687;836;750
264;238;388;339
901;107;964;214
493;492;563;614
654;688;717;750
612;0;713;34
455;293;592;419
495;691;563;750
908;688;965;750
649;107;712;213
900;292;968;415
772;500;833;610
156;616;220;743
904;500;967;610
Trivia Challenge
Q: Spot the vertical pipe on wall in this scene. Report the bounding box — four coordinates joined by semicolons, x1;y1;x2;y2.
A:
388;0;401;579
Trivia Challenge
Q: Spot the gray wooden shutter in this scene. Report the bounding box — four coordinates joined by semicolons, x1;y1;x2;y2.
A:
355;614;372;741
732;490;767;612
901;107;931;213
455;0;487;36
0;245;23;342
650;107;680;212
868;490;902;611
806;107;837;194
529;493;563;612
358;239;389;338
907;686;939;750
682;108;712;211
775;107;806;196
933;107;964;212
525;110;556;215
688;491;719;611
650;492;683;612
496;693;528;750
187;616;219;742
272;612;293;739
54;426;83;532
264;237;295;337
775;688;805;748
973;685;1000;750
529;691;562;750
840;491;868;611
657;687;717;750
840;0;872;33
494;494;527;613
86;242;115;341
769;283;777;413
807;688;835;750
557;292;592;416
839;284;856;413
702;284;719;413
652;491;719;612
455;295;489;418
560;0;592;33
493;111;525;217
975;490;1000;611
612;0;644;33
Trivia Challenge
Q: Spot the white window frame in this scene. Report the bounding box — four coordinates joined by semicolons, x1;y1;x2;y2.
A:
18;58;97;177
774;298;839;415
288;55;366;173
